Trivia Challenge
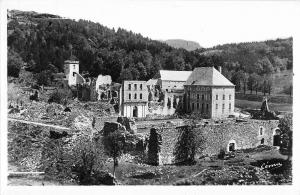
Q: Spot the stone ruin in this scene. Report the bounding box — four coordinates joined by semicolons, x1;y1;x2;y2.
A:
100;117;146;153
117;116;137;134
249;97;278;120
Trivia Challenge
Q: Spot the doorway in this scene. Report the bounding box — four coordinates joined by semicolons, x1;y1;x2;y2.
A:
273;128;281;146
133;106;138;117
227;140;236;152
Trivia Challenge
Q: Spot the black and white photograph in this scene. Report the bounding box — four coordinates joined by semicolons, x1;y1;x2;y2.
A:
0;0;299;193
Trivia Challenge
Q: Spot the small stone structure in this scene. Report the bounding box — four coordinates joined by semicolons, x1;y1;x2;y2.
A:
117;116;137;134
147;128;162;166
101;121;126;136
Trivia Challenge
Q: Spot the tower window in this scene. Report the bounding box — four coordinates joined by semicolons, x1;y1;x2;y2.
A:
129;94;131;100
229;103;231;111
140;93;142;99
134;93;137;99
223;94;225;100
134;84;137;90
216;104;218;110
128;84;131;90
216;95;218;100
140;84;143;90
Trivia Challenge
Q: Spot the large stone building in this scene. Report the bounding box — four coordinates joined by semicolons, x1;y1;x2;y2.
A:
158;70;192;92
119;81;148;118
184;67;235;118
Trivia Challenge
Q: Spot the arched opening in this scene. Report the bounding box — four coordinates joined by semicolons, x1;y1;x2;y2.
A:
227;140;236;152
261;138;265;145
273;128;281;146
133;106;138;117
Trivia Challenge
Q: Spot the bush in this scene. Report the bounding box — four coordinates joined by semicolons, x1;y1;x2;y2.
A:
48;89;72;105
8;49;23;77
42;133;107;184
174;124;205;165
217;149;226;159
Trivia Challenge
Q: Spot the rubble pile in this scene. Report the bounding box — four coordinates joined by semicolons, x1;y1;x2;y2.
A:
117;116;137;134
174;165;275;185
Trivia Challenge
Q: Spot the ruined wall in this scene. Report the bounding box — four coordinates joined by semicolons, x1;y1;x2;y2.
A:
155;119;279;164
197;119;279;155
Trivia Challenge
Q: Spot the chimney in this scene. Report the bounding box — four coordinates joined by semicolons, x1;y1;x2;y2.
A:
218;66;222;74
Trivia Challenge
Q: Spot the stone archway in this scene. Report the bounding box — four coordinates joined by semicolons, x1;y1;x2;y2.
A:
227;140;236;152
133;106;138;117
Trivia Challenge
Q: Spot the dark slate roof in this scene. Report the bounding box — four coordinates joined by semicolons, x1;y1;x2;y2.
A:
185;67;234;86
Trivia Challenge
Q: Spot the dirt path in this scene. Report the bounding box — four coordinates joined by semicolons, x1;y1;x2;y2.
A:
8;118;70;130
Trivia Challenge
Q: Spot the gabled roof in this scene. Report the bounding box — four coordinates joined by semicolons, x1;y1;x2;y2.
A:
185;67;234;86
159;70;192;82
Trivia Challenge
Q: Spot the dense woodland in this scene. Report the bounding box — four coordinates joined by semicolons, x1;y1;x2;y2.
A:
7;10;293;94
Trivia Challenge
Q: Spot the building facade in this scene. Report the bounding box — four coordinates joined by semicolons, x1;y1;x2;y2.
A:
64;60;85;86
184;67;235;118
119;81;148;118
157;70;192;92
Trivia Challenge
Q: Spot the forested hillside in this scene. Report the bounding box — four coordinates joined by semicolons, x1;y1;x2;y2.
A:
201;38;293;94
7;10;293;95
7;10;217;82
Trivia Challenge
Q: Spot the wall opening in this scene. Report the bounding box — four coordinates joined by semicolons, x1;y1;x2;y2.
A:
133;106;138;117
227;140;236;152
273;128;281;146
261;138;265;145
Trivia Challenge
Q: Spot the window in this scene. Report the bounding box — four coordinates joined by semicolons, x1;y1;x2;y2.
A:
259;127;264;135
197;103;199;109
202;95;205;100
73;72;76;77
128;84;131;90
134;93;137;99
201;103;204;113
261;138;265;145
129;94;131;100
197;94;200;99
216;95;218;100
140;84;143;90
229;95;231;100
140;93;142;99
222;104;225;113
229;103;231;111
216;104;218;110
223;94;225;100
206;104;209;112
134;84;137;90
192;103;195;111
73;65;76;69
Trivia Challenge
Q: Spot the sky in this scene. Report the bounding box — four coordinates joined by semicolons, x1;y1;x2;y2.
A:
2;0;299;47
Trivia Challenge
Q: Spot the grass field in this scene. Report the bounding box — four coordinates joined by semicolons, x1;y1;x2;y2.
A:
235;99;292;112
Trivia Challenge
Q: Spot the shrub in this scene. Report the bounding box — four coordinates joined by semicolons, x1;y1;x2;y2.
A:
48;89;72;105
8;48;23;77
217;149;226;159
174;124;205;165
42;133;106;184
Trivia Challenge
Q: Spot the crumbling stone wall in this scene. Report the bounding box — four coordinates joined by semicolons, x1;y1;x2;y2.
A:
194;119;279;156
155;119;279;165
